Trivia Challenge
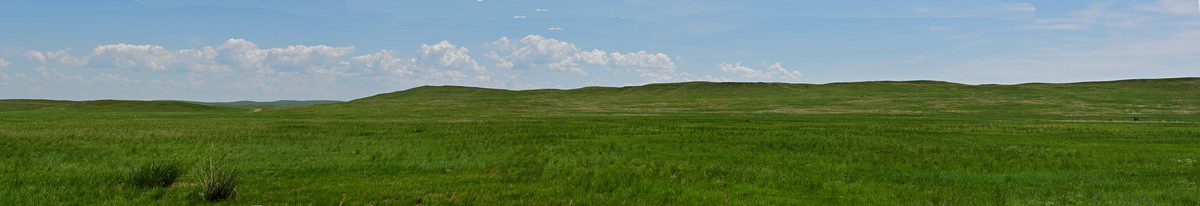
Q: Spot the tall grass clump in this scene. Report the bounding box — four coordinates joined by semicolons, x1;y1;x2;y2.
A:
199;158;238;201
124;162;186;188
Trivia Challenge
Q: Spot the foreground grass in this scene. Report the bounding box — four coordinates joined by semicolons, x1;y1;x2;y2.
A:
1;79;1199;204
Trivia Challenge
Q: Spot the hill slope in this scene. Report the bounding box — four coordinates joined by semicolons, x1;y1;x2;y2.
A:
281;78;1200;119
0;99;238;112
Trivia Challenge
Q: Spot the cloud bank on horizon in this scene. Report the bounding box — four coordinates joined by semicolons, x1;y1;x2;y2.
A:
0;0;1198;101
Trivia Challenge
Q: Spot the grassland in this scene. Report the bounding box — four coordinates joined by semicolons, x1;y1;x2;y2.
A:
2;78;1199;205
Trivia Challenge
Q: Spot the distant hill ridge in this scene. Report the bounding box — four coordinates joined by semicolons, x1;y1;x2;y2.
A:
0;99;232;112
363;77;1200;99
313;77;1199;117
0;99;342;112
3;78;1197;115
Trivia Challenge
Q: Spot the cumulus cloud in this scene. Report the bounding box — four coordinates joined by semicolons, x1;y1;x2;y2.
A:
0;58;10;70
417;41;485;72
486;52;514;70
211;39;354;74
611;51;675;69
548;27;564;30
487;35;680;80
350;40;486;80
513;16;527;19
350;50;414;76
23;39;363;94
764;63;803;79
719;62;764;79
27;39;354;75
535;9;549;12
88;44;178;71
719;62;802;80
258;43;353;72
25;49;86;66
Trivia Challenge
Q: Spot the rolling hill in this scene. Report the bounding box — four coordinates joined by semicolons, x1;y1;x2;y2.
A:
278;77;1200;120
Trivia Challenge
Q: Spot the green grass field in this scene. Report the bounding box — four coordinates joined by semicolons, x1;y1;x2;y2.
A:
2;78;1199;205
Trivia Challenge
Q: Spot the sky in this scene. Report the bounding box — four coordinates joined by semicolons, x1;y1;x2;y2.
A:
0;0;1198;101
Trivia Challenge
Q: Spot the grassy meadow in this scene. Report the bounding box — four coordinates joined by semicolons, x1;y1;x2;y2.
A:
2;78;1199;205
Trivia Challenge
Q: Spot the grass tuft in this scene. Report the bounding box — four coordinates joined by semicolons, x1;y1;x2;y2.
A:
199;158;238;201
124;162;186;188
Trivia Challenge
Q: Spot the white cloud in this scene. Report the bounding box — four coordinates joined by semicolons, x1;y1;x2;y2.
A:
28;39;354;75
24;49;86;66
24;39;361;94
610;51;675;69
548;27;564;30
507;35;578;64
0;58;10;70
719;62;766;79
350;40;487;81
23;51;43;63
212;38;354;74
263;45;355;69
417;41;485;73
351;50;414;76
487;35;681;81
486;36;517;51
765;63;803;79
513;16;527;19
574;49;608;65
213;38;267;71
719;62;802;80
88;44;178;71
535;9;549;12
485;52;514;70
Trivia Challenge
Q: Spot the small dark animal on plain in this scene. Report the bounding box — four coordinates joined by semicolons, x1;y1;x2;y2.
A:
1134;117;1139;121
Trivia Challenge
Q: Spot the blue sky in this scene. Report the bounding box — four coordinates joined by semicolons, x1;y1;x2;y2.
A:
0;0;1197;101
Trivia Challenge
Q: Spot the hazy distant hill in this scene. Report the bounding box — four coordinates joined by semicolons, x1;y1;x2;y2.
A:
0;99;341;112
0;99;235;112
185;100;342;108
